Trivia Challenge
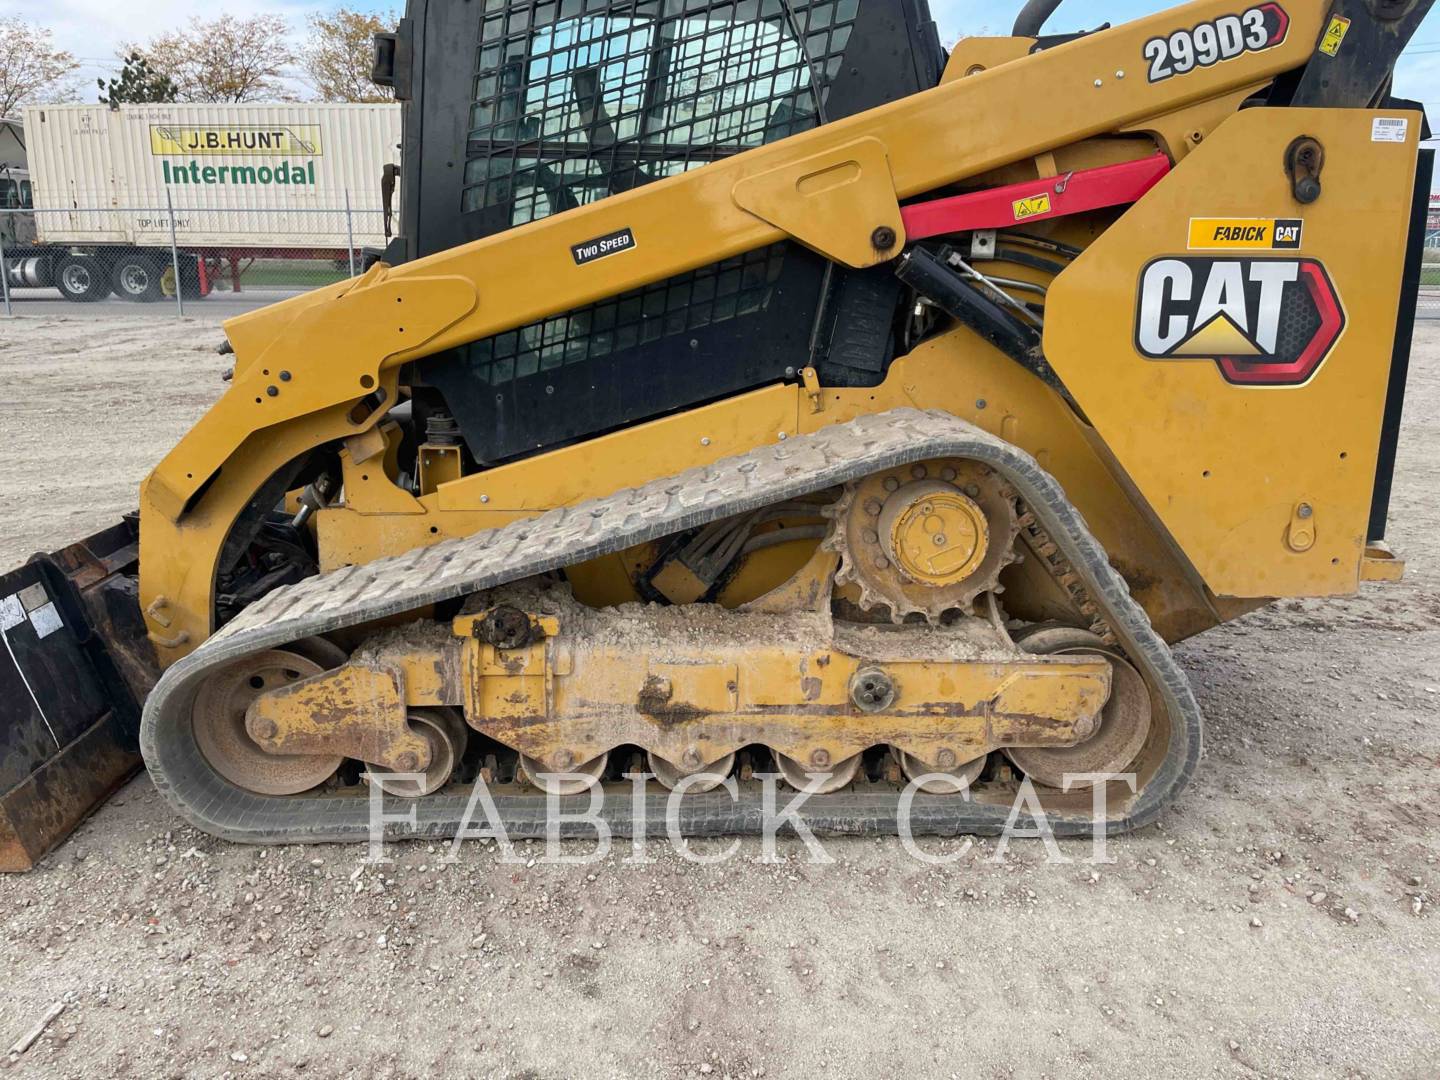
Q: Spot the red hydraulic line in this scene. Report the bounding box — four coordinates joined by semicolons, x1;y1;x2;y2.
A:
899;153;1172;240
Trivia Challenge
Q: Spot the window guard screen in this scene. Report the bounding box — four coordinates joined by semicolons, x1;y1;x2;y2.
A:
427;0;871;462
461;0;859;226
460;243;788;380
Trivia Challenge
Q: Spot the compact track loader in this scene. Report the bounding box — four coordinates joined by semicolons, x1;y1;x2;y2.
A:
0;0;1431;866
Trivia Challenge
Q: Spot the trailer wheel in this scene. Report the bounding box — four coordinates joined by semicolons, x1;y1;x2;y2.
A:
54;255;111;303
110;251;165;303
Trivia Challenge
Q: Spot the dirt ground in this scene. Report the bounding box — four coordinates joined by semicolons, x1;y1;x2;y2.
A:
0;312;1437;1079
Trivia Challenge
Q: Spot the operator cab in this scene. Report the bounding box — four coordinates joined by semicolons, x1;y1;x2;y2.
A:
376;1;945;464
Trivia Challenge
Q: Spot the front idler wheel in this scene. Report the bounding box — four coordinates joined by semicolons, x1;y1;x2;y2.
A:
191;649;343;795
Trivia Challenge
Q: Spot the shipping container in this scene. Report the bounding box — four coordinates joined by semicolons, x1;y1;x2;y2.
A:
3;104;401;303
23;103;400;249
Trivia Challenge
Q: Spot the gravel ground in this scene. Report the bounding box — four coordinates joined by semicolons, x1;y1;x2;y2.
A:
0;313;1437;1079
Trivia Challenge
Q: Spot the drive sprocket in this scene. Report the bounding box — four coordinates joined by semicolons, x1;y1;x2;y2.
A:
825;458;1020;623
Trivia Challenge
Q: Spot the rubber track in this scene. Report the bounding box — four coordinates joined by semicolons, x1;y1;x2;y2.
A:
140;409;1202;843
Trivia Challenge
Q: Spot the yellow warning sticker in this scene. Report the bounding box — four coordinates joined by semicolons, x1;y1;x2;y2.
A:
1012;193;1052;221
1318;15;1350;57
1187;217;1303;250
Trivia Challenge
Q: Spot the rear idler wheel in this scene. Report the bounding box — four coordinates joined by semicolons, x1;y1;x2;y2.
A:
1003;626;1153;789
893;747;987;794
648;750;737;793
774;750;862;794
367;708;467;797
518;751;609;795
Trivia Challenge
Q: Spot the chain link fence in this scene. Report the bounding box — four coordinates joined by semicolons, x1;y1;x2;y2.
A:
1423;224;1440;319
0;200;389;316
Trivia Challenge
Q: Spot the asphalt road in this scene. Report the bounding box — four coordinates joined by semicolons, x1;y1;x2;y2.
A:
0;288;302;319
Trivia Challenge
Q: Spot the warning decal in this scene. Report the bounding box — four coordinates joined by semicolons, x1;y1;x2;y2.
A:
1318;14;1350;56
1012;193;1052;221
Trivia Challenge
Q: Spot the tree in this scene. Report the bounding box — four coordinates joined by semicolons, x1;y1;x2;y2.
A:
303;8;399;103
132;14;297;103
0;17;80;117
98;53;177;106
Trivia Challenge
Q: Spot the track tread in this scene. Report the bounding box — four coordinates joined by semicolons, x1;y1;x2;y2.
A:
141;408;1202;843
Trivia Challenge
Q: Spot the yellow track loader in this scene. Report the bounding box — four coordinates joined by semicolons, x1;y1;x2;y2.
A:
0;0;1431;866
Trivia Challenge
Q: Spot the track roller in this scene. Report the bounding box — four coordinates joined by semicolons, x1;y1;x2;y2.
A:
648;750;737;793
518;751;609;795
368;708;467;797
775;750;862;793
893;747;987;793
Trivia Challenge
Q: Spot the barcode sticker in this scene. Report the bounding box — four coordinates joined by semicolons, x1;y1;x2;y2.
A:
1371;117;1409;143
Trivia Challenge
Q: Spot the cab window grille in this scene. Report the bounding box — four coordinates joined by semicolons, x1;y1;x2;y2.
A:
449;0;856;398
461;0;859;225
415;0;930;464
460;243;786;384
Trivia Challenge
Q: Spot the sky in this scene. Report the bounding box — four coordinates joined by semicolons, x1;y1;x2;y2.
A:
5;0;1438;134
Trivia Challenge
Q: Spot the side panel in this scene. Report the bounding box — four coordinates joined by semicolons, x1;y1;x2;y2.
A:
24;106;127;243
1045;106;1420;597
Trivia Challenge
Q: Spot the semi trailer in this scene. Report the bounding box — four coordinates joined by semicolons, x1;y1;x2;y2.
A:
0;103;399;303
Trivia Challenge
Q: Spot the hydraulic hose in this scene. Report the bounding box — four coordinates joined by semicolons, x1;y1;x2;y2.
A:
1012;0;1063;37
